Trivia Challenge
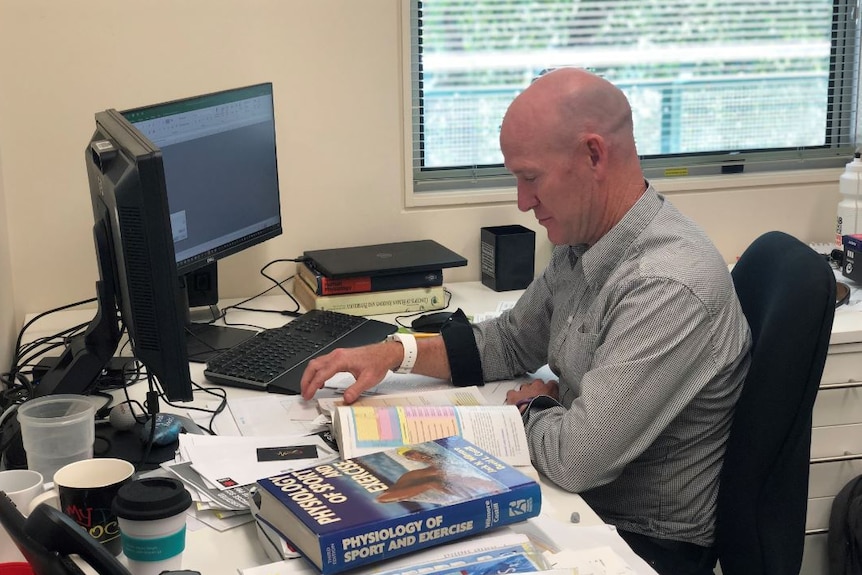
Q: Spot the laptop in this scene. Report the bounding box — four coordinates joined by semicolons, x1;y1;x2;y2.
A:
303;239;467;279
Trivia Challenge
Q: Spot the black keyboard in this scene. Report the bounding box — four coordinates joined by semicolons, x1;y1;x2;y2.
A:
203;309;397;395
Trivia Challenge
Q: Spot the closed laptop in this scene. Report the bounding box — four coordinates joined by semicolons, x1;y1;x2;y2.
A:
303;239;467;278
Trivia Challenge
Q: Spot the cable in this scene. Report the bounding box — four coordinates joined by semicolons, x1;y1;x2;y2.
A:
220;258;305;319
154;377;226;436
10;297;96;372
392;288;453;328
2;297;99;409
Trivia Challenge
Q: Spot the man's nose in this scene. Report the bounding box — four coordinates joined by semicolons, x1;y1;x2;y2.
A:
517;188;536;213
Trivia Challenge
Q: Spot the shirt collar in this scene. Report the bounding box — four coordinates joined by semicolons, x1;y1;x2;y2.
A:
574;181;663;286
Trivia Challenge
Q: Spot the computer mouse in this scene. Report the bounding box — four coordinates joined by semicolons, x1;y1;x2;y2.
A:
411;311;454;333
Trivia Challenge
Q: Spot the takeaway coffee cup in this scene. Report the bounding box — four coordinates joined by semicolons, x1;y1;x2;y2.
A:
0;469;44;563
112;477;192;575
16;394;95;481
28;457;135;556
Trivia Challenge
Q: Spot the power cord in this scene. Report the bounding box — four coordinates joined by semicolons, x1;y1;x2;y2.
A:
1;296;98;410
222;258;305;318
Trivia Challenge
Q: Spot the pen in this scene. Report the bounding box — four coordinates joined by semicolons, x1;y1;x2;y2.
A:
410;332;441;338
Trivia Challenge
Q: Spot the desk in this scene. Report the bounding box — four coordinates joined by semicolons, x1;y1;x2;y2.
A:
802;274;862;573
16;282;653;574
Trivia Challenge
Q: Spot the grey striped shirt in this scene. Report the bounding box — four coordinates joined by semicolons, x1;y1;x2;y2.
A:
473;185;751;546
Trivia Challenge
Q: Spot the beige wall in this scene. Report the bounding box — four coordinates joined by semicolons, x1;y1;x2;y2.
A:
0;0;842;341
0;144;14;371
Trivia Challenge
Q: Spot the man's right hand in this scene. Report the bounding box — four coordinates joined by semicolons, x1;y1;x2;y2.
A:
300;341;403;404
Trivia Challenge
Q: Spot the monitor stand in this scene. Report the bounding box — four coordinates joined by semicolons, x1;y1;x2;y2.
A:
185;320;256;363
181;264;257;362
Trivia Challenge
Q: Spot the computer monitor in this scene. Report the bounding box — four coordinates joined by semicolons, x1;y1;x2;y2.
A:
35;83;281;402
122;83;282;361
35;106;194;403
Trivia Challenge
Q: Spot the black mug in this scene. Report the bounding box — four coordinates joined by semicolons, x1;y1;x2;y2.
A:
29;457;135;556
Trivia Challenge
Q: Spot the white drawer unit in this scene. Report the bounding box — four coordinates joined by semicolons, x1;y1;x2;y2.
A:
801;294;862;574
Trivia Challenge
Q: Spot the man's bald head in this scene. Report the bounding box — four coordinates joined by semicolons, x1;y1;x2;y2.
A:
502;68;637;159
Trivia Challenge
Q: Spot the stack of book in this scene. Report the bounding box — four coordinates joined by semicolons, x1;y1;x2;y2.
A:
294;240;466;317
293;263;446;315
293;261;447;316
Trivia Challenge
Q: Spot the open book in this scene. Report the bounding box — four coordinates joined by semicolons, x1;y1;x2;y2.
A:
330;390;531;467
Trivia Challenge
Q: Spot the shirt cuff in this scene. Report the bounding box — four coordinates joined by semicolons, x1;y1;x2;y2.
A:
439;308;484;387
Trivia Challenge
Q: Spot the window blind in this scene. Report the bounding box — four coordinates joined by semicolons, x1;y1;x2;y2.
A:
409;0;862;192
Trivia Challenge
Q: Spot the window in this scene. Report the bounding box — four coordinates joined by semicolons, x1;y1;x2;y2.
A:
407;0;862;195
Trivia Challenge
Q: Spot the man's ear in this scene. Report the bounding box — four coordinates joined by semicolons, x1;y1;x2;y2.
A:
584;134;607;175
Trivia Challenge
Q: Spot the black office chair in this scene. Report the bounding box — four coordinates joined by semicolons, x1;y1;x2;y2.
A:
716;231;836;575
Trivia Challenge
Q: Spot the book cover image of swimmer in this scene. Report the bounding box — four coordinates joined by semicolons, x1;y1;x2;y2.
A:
253;435;542;575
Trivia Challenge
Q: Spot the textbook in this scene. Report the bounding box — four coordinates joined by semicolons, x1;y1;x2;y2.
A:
331;403;532;467
297;261;443;296
254;436;542;575
294;275;446;316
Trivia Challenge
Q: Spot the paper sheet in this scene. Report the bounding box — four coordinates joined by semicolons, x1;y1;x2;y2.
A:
225;394;328;437
181;434;338;489
317;384;488;414
324;371;453;396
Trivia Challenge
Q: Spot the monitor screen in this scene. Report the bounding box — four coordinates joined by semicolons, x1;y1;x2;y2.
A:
122;83;282;275
121;83;283;360
35;84;283;400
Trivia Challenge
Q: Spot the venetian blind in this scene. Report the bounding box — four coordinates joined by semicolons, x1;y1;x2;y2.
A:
408;0;861;191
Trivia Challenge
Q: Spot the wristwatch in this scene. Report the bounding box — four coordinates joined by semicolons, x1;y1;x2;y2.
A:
386;333;417;374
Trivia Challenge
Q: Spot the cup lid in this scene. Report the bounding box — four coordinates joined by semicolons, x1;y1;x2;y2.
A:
112;477;192;521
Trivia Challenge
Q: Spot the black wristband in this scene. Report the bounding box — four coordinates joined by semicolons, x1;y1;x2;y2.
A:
439;308;484;387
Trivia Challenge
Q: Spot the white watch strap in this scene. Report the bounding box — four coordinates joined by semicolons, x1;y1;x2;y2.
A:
388;333;418;374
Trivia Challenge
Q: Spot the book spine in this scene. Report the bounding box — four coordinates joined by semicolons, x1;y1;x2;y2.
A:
295;279;446;317
316;482;542;574
298;262;443;295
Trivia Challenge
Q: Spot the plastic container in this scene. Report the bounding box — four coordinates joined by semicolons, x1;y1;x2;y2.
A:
837;151;862;246
16;394;95;482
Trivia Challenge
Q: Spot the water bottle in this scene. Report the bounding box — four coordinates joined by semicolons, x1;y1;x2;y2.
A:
837;151;862;246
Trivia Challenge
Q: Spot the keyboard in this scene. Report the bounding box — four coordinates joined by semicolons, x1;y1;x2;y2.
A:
203;309;397;395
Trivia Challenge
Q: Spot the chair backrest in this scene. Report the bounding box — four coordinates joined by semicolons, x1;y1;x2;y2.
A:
717;231;836;575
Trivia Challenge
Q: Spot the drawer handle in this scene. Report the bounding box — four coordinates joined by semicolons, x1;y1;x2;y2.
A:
806;528;828;536
810;453;862;464
820;381;862;390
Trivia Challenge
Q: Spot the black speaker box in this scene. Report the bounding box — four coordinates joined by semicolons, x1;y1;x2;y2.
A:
480;225;536;291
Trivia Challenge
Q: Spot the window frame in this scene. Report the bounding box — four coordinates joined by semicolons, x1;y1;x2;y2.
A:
401;0;861;208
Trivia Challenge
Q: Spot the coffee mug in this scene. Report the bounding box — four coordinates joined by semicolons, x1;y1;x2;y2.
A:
29;457;135;556
0;469;45;563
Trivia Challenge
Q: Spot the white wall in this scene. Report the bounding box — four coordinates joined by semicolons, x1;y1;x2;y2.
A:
0;0;841;334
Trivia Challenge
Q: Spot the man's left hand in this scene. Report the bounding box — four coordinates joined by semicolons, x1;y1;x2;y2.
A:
505;379;559;412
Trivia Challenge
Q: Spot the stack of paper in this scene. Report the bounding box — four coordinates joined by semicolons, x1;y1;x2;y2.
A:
162;433;339;531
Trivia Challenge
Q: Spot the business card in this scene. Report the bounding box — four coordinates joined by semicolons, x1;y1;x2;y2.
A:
256;445;319;462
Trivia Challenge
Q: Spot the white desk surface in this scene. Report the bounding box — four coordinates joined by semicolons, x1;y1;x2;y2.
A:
18;281;619;574
30;275;859;574
178;276;862;574
175;282;608;573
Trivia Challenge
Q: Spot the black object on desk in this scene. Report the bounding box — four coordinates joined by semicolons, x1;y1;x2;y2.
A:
411;311;454;333
204;309;397;395
303;239;467;279
0;490;129;575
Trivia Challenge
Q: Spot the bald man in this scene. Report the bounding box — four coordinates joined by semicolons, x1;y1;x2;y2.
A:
301;68;751;575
